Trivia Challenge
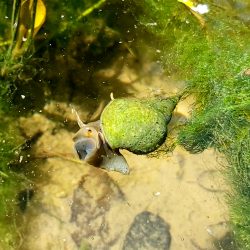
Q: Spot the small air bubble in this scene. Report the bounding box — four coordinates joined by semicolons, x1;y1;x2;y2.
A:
19;155;23;163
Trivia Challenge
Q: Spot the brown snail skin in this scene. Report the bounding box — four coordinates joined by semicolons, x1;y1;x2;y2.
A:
72;95;179;174
73;120;104;166
73;110;130;174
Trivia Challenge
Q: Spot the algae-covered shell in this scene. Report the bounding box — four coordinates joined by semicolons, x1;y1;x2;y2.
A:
100;97;179;154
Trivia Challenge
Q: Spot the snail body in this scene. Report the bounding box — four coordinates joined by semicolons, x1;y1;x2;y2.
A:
73;95;179;174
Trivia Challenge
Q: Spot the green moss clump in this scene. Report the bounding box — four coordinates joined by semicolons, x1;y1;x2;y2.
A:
0;115;28;249
135;0;250;248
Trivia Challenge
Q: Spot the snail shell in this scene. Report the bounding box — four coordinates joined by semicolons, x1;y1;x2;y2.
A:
72;95;179;174
100;96;179;153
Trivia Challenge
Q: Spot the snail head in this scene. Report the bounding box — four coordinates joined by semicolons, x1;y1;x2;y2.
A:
72;105;130;174
72;108;103;165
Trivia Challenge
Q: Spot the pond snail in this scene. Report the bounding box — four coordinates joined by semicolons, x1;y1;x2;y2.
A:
73;94;180;174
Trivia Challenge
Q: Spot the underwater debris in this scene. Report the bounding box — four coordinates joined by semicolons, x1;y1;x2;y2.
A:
12;0;46;58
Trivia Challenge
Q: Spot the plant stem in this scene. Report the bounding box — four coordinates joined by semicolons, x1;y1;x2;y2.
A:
77;0;106;21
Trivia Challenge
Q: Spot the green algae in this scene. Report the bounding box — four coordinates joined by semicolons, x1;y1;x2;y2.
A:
101;97;178;153
135;0;250;248
0;115;29;249
0;1;111;248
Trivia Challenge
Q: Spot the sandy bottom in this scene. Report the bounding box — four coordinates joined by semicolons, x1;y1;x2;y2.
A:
108;147;230;250
17;59;233;250
18;109;231;250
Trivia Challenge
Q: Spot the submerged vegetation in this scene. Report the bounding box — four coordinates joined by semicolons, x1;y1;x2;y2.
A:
0;0;249;249
0;0;112;248
0;115;29;248
135;0;250;248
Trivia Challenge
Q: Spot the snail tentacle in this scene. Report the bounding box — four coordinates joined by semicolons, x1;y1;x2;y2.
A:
72;107;86;128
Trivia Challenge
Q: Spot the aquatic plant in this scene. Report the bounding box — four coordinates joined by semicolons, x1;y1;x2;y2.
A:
0;0;109;248
135;0;250;248
0;115;28;249
0;0;113;110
